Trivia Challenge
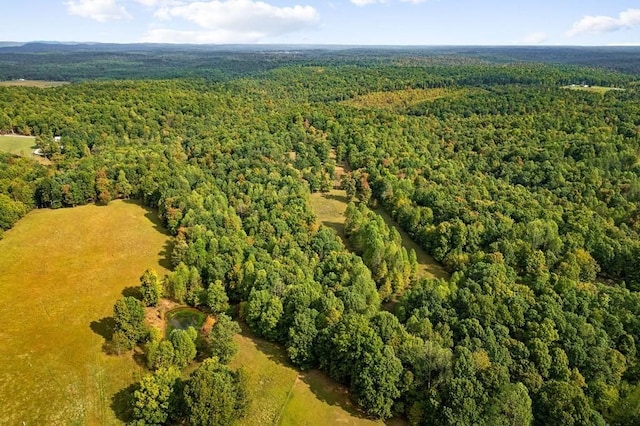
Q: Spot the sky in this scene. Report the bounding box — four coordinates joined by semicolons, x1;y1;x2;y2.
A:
2;0;640;45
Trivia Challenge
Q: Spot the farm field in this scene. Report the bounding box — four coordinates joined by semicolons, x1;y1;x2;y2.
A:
0;134;50;164
310;189;447;281
562;84;625;94
0;80;69;88
230;323;388;426
0;134;36;156
0;200;171;425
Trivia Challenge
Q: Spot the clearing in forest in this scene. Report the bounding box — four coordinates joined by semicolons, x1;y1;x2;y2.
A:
0;80;69;88
0;134;50;164
230;323;393;426
343;87;478;110
0;200;171;425
309;190;448;281
562;85;625;94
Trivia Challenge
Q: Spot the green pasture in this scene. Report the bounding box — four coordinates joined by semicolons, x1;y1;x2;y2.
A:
231;323;388;426
562;85;625;94
0;134;36;156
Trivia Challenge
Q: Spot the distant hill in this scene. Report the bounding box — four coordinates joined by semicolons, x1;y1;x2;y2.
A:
1;43;640;81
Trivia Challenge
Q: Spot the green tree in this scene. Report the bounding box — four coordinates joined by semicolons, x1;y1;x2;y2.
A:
115;169;133;199
169;328;197;369
183;358;249;426
132;366;182;425
206;280;229;315
113;296;147;347
534;381;597;426
140;268;162;307
147;339;176;370
286;309;319;369
352;345;402;419
244;289;283;340
208;314;240;364
487;382;533;426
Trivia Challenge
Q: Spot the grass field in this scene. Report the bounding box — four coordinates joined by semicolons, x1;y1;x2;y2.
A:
562;85;625;94
231;323;389;426
0;134;36;156
309;189;448;281
0;134;51;165
0;80;69;88
0;200;171;425
343;88;479;111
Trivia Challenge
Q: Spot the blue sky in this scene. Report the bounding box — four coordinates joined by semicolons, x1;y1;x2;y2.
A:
2;0;640;45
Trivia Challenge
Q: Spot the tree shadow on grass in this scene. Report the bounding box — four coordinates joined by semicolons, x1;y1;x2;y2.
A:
91;316;115;341
238;321;291;367
239;321;374;422
132;348;148;369
297;369;373;421
322;192;349;203
111;382;139;424
158;239;174;270
122;286;142;299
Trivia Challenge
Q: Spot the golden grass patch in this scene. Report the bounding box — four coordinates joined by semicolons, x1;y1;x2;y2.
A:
0;200;170;425
231;323;385;426
0;80;70;88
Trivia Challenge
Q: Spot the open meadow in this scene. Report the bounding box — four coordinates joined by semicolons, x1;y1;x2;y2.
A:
0;134;50;165
562;84;625;94
0;200;170;425
0;134;36;156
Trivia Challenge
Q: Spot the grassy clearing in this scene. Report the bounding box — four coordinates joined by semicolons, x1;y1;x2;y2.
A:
309;189;352;248
0;134;51;164
309;190;448;281
343;88;477;110
562;85;625;95
0;80;70;88
230;323;385;426
0;134;36;156
0;200;170;425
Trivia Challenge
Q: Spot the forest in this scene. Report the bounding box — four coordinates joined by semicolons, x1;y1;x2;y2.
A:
2;45;640;425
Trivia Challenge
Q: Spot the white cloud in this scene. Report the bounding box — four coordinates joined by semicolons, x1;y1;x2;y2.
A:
351;0;384;5
567;8;640;37
143;28;265;43
65;0;131;22
132;0;159;6
521;32;548;44
350;0;426;5
152;0;319;42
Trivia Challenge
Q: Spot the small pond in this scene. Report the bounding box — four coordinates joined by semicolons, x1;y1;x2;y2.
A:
165;307;206;334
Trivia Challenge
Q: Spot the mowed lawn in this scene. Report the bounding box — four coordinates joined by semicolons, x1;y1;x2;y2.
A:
0;200;170;425
309;189;448;280
0;134;36;156
562;85;625;95
231;323;387;426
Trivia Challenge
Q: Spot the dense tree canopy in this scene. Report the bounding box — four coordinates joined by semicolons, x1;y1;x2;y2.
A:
3;48;640;423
